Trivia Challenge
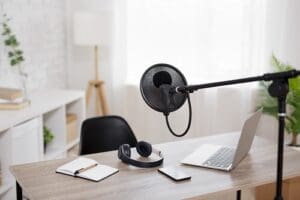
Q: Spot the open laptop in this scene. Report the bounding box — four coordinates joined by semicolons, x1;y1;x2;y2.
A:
181;109;262;171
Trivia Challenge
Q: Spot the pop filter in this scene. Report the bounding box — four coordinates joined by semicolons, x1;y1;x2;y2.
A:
140;63;188;113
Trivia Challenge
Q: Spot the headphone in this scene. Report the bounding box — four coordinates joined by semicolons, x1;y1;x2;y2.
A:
118;141;164;168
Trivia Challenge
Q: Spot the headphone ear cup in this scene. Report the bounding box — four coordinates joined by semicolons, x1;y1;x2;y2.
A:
136;141;152;157
118;144;131;159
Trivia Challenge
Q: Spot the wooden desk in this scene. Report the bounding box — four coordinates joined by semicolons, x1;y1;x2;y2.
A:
10;133;300;200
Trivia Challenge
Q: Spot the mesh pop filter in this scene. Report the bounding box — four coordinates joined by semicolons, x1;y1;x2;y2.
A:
140;63;188;113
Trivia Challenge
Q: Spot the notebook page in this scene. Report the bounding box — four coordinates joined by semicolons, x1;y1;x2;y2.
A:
78;165;119;181
56;157;98;175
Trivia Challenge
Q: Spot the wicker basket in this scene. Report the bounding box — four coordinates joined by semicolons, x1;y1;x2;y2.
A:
66;114;77;144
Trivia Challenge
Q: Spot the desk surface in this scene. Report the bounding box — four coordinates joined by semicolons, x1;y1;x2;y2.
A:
10;132;300;200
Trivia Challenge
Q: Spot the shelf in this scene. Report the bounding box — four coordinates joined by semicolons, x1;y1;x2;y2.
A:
0;89;85;133
0;89;85;199
45;138;79;160
0;181;14;196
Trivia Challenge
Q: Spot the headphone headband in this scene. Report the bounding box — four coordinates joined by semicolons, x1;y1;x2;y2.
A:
118;142;163;168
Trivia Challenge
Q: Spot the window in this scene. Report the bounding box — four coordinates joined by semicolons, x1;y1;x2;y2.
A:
126;0;267;83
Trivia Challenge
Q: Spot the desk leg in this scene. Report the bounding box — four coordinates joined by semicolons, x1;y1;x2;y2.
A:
16;181;22;200
236;190;241;200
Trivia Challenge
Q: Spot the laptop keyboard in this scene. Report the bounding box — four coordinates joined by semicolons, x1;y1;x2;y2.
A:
203;147;235;169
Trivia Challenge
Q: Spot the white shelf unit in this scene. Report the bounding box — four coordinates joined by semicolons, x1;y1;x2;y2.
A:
0;89;85;199
0;129;14;199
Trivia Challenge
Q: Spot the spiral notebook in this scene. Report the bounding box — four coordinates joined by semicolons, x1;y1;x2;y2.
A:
56;157;118;182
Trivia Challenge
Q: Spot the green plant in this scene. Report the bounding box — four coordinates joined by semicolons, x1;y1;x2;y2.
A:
1;14;24;66
43;126;54;146
257;54;300;146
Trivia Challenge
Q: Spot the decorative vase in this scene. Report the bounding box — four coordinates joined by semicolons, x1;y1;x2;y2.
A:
17;65;30;103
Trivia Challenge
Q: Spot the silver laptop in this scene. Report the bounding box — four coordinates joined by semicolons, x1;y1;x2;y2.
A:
181;109;262;171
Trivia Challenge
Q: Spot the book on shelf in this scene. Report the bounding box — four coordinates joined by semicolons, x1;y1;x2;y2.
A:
0;87;23;101
56;157;118;182
0;87;29;110
0;97;25;104
0;100;29;110
66;113;78;144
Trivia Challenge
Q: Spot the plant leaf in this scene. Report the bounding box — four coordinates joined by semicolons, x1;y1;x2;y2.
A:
8;51;14;57
10;59;17;66
258;54;300;135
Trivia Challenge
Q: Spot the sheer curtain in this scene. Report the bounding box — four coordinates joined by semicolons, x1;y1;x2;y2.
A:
126;0;268;83
115;0;270;143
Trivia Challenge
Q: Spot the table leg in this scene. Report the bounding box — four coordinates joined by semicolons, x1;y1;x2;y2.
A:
16;181;22;200
236;190;241;200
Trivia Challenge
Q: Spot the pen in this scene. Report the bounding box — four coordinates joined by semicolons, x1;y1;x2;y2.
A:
74;163;98;175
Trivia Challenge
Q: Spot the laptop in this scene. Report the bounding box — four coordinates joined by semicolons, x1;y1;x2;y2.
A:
181;109;262;171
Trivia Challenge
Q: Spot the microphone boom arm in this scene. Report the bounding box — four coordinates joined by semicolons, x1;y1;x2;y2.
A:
174;69;300;93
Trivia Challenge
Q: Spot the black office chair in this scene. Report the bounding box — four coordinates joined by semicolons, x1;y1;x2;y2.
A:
79;115;138;155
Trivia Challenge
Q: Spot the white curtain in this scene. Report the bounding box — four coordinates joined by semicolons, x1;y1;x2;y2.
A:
125;0;268;83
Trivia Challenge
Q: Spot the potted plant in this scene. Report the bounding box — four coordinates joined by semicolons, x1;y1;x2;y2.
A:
257;54;300;146
1;14;28;101
43;126;54;152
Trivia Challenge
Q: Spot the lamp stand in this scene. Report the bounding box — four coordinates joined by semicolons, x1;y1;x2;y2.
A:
86;46;109;115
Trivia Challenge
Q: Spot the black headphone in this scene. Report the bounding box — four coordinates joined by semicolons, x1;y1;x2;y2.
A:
118;141;163;168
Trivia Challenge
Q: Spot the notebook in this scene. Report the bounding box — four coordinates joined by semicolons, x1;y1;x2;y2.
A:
56;157;118;182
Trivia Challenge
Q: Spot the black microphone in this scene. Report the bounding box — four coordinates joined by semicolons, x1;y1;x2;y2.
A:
152;71;175;114
152;71;186;95
153;71;172;88
140;63;192;137
140;63;188;113
159;84;174;115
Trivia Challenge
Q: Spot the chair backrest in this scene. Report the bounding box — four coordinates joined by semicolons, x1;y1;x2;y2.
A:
79;115;138;155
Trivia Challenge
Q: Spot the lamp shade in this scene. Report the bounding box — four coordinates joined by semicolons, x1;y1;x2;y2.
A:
73;12;105;46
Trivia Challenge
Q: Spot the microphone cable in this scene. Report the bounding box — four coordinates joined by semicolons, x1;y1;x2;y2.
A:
164;92;192;137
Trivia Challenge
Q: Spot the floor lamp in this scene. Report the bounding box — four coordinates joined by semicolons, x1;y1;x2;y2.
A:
73;12;108;115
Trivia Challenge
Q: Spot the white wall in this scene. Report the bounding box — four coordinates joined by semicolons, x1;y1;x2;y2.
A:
0;0;67;93
280;0;300;69
265;0;300;69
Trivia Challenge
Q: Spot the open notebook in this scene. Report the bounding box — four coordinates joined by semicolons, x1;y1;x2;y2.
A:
56;157;118;182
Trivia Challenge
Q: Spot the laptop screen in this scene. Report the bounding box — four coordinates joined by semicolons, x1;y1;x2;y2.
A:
232;109;262;167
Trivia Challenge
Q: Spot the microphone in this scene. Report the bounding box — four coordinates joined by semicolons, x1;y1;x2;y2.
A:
152;70;187;95
152;70;174;114
153;71;172;88
140;63;192;137
140;63;188;114
152;70;179;114
159;84;174;114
